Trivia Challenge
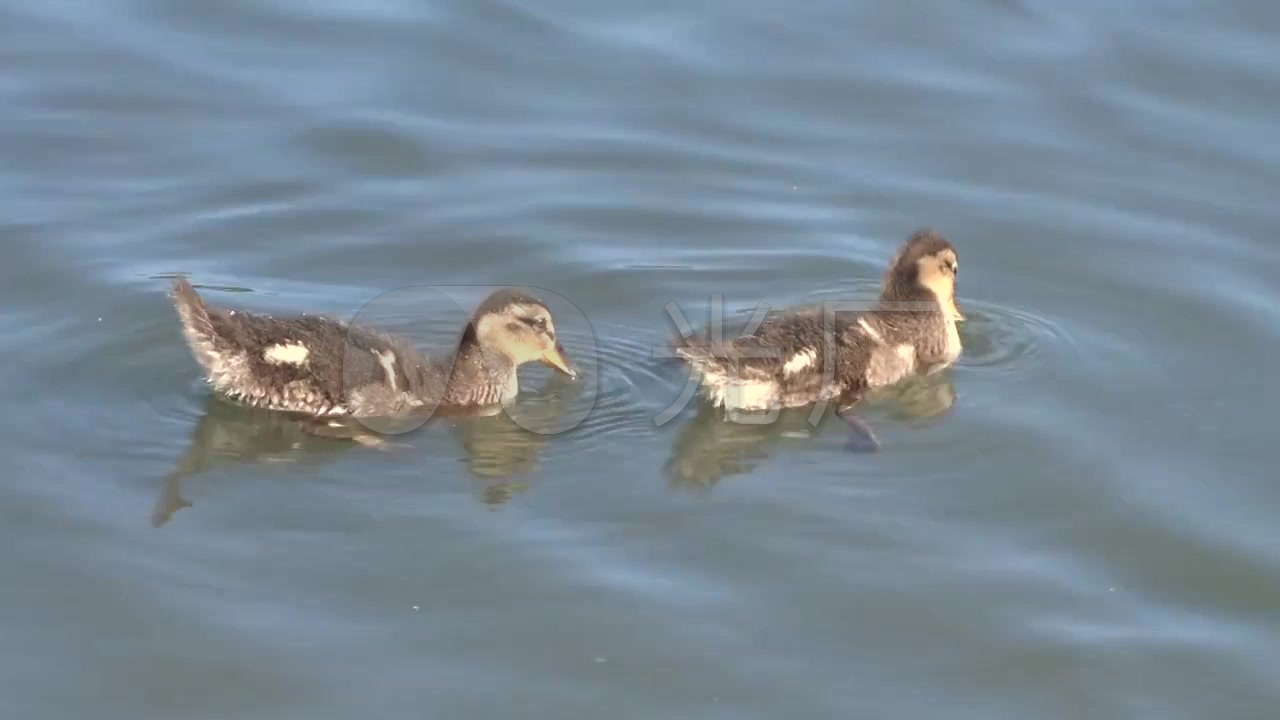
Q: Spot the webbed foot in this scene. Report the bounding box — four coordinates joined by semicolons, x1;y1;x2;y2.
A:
836;408;881;453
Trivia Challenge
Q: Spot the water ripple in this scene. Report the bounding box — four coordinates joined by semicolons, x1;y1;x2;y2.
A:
555;320;676;443
957;299;1079;375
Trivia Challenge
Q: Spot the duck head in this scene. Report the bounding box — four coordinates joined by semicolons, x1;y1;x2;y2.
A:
882;229;964;322
468;289;576;378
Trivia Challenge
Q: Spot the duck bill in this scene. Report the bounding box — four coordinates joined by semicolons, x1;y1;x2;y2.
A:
948;298;965;322
540;343;576;379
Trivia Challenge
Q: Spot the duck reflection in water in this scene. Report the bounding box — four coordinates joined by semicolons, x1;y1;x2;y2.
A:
153;383;578;527
663;371;957;489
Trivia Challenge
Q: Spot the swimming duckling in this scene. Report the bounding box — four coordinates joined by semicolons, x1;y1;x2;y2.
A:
170;278;575;419
673;229;964;438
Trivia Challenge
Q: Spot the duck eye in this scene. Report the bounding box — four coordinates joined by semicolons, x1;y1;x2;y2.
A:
521;316;548;332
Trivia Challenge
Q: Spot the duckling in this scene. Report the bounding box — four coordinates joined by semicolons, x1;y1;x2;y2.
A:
673;229;964;430
169;278;575;419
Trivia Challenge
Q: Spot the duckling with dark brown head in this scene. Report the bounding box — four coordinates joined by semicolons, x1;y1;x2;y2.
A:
170;280;575;421
672;229;964;441
882;229;964;323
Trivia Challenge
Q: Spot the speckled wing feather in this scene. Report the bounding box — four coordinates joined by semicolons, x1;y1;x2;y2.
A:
170;278;443;415
673;305;883;411
675;308;823;373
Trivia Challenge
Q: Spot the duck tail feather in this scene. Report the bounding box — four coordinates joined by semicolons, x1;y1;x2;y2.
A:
169;277;224;372
673;339;738;379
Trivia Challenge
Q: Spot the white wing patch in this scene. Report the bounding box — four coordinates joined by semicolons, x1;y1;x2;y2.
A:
857;318;883;344
263;343;310;365
374;350;399;392
709;381;778;411
895;343;916;368
782;348;817;376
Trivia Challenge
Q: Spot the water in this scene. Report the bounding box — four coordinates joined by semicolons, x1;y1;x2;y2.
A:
3;1;1279;717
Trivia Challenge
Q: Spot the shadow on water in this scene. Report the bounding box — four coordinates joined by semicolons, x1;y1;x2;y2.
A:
153;379;579;527
663;371;957;489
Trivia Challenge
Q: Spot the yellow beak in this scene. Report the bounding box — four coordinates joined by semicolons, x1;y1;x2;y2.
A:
540;343;576;379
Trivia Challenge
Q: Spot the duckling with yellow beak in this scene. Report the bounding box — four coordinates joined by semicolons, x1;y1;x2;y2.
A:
673;229;965;446
170;280;576;421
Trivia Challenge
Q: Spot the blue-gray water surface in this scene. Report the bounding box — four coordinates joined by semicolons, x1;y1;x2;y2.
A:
3;1;1279;718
